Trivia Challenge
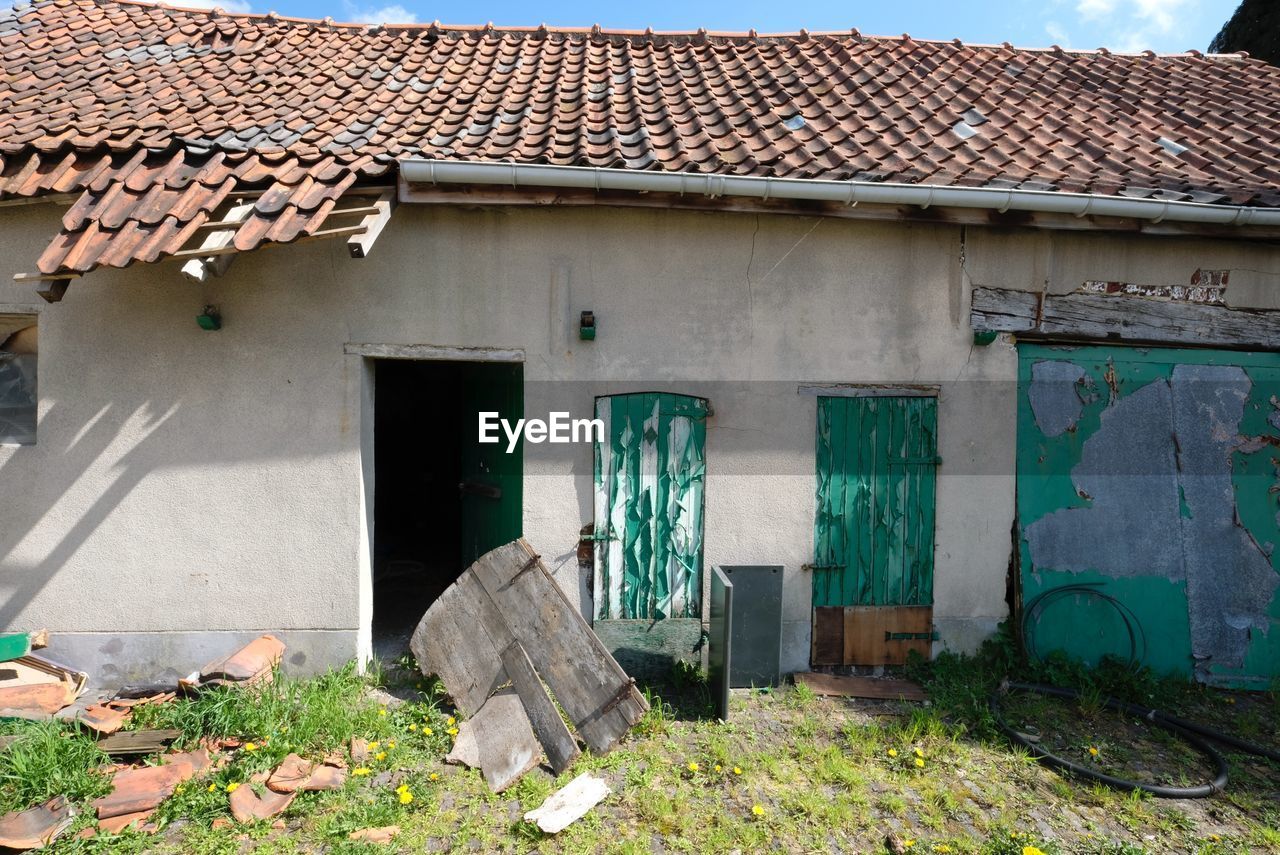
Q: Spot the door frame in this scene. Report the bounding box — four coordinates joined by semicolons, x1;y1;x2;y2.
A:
347;342;525;670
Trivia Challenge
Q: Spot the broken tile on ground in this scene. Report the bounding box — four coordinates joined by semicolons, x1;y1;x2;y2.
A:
181;634;285;691
349;825;400;843
523;772;612;833
93;748;213;819
794;672;927;701
266;753;346;793
229;784;295;823
0;797;74;850
97;808;158;835
0;654;86;717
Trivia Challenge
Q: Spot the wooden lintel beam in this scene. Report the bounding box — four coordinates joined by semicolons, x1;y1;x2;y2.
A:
347;190;396;259
36;278;71;303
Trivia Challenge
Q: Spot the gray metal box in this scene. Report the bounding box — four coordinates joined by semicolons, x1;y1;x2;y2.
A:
718;565;783;687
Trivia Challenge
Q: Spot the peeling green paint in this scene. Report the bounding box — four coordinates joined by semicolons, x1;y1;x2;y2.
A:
592;393;706;621
1018;344;1280;688
813;396;938;608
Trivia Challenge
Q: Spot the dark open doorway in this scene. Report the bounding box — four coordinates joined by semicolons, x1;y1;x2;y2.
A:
371;358;523;661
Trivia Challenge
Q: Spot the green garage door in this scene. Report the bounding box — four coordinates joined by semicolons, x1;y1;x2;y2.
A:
1017;344;1280;687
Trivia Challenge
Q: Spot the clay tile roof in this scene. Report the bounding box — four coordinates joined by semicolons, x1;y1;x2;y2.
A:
3;0;1280;275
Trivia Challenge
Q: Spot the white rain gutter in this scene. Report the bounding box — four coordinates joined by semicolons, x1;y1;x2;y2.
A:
400;159;1280;228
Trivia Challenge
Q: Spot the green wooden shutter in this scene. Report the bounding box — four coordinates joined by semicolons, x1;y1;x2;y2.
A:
593;393;707;620
813;395;938;607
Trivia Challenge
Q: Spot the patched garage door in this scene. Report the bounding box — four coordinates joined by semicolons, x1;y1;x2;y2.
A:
1017;344;1280;688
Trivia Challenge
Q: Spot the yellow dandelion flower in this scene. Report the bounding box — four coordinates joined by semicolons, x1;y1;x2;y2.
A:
1022;847;1047;855
375;751;387;761
423;727;433;736
714;764;722;773
379;708;387;717
1088;746;1099;756
686;761;699;772
447;727;458;737
353;767;371;777
903;840;916;849
430;773;439;781
914;747;924;758
751;804;764;816
396;784;409;793
244;742;258;752
408;724;417;732
399;790;414;805
225;783;240;793
207;783;217;792
1207;835;1221;842
446;716;456;726
914;758;925;768
387;741;396;749
887;748;898;757
368;742;379;752
933;846;952;853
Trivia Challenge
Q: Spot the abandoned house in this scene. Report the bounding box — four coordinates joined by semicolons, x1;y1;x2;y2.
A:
1;0;1279;690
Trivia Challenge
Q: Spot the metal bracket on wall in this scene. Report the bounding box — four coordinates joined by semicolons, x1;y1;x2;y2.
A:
885;631;940;642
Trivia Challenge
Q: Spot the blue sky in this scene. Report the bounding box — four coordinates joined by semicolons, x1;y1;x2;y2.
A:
188;0;1240;54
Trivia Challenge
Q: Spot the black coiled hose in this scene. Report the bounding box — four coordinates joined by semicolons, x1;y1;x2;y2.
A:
990;681;1270;799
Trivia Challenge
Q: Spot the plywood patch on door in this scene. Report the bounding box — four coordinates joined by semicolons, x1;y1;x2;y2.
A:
811;606;934;667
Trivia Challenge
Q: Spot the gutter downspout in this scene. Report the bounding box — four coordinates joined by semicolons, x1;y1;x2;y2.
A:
399;160;1280;228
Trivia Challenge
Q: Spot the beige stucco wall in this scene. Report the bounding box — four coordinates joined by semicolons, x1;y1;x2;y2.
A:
2;199;1274;685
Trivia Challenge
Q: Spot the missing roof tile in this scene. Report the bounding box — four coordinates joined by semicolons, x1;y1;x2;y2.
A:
1157;136;1189;156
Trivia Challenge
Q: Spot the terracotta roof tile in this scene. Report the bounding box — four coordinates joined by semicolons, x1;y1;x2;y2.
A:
2;0;1280;275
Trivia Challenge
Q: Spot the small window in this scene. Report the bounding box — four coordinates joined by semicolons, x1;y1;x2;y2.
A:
0;314;37;445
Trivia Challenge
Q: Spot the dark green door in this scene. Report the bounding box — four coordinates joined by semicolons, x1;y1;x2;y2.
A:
813;395;938;607
592;392;707;620
458;362;523;567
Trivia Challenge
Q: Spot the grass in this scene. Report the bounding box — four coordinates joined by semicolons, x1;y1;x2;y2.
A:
0;639;1272;854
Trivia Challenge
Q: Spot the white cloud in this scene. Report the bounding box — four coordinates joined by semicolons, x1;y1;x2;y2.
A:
1133;0;1188;33
342;2;418;24
1076;0;1116;20
1045;20;1072;46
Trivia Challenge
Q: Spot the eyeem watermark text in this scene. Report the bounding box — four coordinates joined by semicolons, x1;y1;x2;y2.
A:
478;412;604;453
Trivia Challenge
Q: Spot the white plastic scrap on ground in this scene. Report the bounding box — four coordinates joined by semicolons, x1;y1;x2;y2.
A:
523;772;612;833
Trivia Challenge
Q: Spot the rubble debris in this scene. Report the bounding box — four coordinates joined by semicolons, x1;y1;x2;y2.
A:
411;539;647;791
80;690;176;735
0;797;74;850
93;748;213;819
95;729;182;758
0;654;86;717
348;825;400;843
445;688;542;793
523;773;611;834
181;634;284;691
266;753;347;793
350;737;370;763
793;672;927;701
229;782;295;823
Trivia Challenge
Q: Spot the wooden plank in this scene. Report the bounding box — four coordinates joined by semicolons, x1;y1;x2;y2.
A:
445;688;542;793
180;201;256;283
500;641;580;775
843;606;933;666
347;190;396;258
971;286;1280;350
95;729;181;757
467;540;647;755
810;607;844;666
410;570;511;717
794;672;927;701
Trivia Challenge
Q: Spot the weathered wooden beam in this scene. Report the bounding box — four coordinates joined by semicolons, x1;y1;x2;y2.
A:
500;640;580;775
347;190;396;259
36;278;71;303
971;285;1280;349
